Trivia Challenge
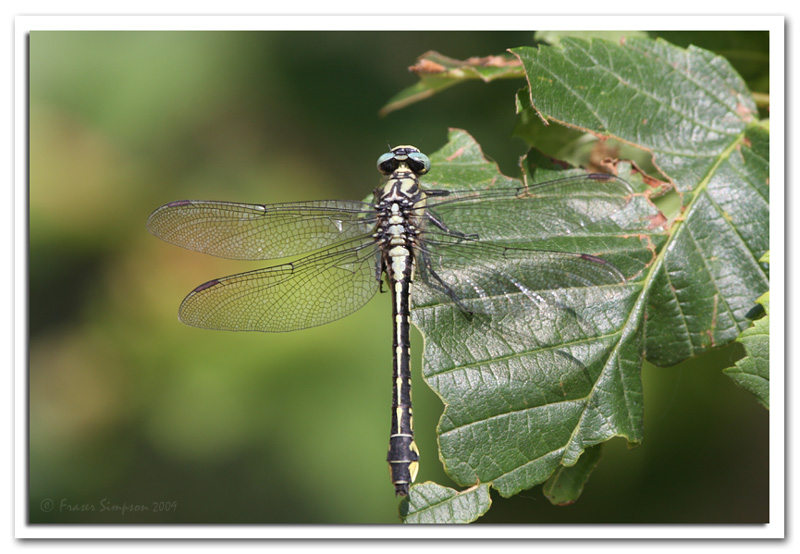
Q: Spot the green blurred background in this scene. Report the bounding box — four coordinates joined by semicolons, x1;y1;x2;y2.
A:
29;30;769;524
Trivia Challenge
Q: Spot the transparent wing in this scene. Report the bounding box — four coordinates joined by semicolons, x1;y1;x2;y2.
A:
179;236;381;332
422;174;633;242
413;238;628;348
147;199;376;260
414;238;625;315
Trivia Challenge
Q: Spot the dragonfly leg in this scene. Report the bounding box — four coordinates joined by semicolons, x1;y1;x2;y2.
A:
417;249;473;314
425;210;479;241
378;257;388;293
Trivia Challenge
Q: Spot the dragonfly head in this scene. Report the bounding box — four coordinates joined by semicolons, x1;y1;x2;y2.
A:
377;145;430;176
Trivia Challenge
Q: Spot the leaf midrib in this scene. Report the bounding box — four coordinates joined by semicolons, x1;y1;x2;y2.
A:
557;127;756;457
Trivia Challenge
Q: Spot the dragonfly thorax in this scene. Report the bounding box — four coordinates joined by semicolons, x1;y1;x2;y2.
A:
374;170;425;251
375;170;423;204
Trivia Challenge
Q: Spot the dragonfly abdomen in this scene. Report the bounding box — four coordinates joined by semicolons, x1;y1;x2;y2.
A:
386;274;419;496
382;227;420;496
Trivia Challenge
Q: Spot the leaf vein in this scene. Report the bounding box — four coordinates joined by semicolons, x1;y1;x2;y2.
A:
569;39;745;139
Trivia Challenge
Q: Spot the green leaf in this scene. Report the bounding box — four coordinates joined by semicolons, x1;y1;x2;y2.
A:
644;121;769;365
534;30;650;47
723;252;770;409
650;31;770;100
511;38;769;367
513;88;664;178
723;304;769;409
412;129;667;498
512;38;758;192
400;482;492;524
379;51;524;116
542;443;603;505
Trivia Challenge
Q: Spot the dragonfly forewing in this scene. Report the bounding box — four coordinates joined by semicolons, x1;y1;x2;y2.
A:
147;199;375;260
423;174;633;243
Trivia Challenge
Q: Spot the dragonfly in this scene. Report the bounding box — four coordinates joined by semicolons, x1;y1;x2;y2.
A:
146;145;633;496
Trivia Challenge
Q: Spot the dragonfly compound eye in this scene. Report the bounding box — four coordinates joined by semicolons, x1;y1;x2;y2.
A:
407;152;431;175
377;152;398;175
